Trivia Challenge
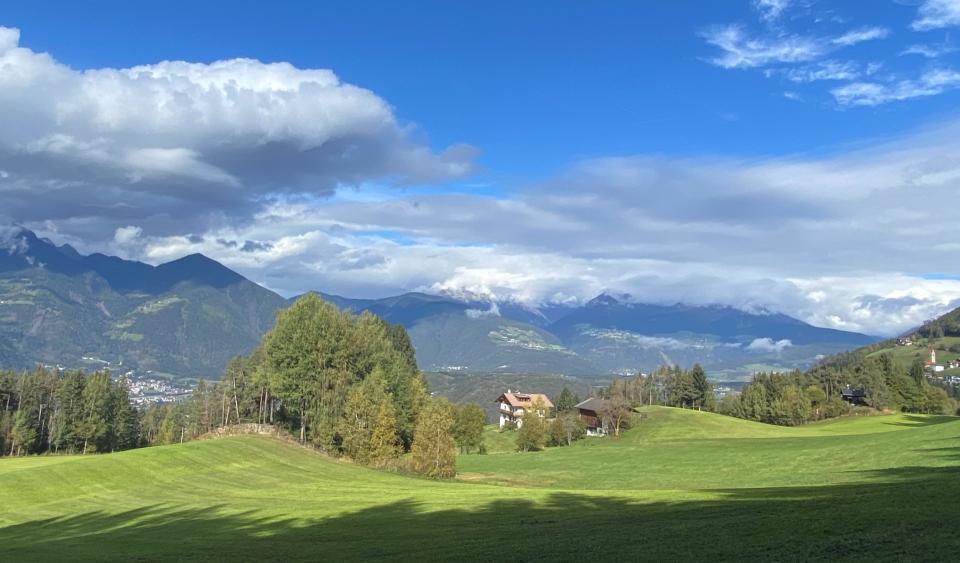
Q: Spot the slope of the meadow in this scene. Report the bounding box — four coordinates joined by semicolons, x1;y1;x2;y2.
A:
458;406;960;489
2;407;959;561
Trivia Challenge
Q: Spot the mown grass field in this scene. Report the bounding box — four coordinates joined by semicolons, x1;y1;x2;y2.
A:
2;407;959;561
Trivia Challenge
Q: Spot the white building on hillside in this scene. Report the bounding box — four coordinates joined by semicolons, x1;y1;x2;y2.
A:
495;391;554;429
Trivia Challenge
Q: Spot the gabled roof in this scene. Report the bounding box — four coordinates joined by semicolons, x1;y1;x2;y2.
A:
574;397;609;413
496;392;554;409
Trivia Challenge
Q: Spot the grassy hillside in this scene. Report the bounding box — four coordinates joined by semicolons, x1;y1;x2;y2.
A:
2;408;959;561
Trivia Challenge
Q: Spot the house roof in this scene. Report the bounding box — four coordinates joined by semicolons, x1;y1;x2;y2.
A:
574;397;610;413
496;392;554;409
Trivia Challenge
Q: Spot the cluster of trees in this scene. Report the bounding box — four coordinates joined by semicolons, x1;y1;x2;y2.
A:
716;371;843;425
918;309;960;339
2;295;473;480
720;353;958;426
605;364;713;411
145;294;468;478
0;368;138;456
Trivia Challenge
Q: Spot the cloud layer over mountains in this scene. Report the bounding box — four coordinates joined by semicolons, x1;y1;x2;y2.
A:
3;24;960;337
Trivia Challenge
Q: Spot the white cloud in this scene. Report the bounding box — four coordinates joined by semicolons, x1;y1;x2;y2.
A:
64;117;960;337
702;25;888;70
831;68;960;106
779;60;860;82
0;26;476;236
747;338;793;353
113;225;142;245
466;302;501;319
831;26;890;47
753;0;793;23
912;0;960;31
0;27;18;54
701;25;825;69
901;42;957;58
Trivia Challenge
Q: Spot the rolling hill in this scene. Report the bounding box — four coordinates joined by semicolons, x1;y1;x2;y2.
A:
816;303;960;375
1;407;958;561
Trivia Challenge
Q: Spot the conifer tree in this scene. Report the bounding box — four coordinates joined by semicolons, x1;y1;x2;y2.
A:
555;388;580;413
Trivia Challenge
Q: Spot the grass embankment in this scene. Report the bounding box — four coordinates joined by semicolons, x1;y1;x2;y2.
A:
2;407;959;561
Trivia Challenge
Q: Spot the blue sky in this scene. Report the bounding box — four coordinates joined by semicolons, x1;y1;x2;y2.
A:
3;0;960;335
9;0;960;178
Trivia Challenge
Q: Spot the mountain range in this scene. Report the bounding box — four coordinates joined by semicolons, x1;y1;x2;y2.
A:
0;228;879;381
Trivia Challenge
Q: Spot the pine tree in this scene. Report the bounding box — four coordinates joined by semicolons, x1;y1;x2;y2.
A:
51;370;86;453
9;406;38;456
555;388;580;413
78;372;113;454
689;364;712;410
111;379;139;450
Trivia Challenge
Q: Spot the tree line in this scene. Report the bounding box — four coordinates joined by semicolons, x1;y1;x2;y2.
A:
2;295;483;479
604;364;714;411
0;368;138;456
600;352;959;428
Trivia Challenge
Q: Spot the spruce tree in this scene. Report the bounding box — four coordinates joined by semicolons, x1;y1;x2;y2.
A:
555;388;580;413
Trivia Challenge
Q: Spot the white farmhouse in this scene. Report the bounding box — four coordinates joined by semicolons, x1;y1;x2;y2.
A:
495;390;554;429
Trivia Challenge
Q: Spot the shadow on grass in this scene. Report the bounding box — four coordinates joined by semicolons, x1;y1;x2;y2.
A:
3;457;960;563
883;414;960;427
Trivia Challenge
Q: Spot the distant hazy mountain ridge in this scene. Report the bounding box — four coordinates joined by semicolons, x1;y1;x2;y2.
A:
0;228;877;381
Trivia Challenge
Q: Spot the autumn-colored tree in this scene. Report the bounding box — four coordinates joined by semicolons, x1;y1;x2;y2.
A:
410;398;456;478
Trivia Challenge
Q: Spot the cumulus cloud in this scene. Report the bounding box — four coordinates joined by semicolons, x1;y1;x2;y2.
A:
746;338;793;353
83;115;960;337
912;0;960;31
8;25;960;339
0;26;476;238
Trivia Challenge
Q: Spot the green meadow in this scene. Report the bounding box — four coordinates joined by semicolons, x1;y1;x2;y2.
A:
2;407;959;561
